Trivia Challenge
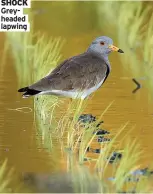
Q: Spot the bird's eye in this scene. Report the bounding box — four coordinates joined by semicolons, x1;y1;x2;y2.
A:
100;41;105;45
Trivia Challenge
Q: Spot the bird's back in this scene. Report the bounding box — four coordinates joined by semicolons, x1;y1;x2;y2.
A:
29;52;110;92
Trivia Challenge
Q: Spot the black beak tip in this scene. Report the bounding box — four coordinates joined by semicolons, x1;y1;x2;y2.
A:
118;49;124;53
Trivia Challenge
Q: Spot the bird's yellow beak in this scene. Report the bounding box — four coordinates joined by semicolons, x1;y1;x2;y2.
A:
108;45;124;53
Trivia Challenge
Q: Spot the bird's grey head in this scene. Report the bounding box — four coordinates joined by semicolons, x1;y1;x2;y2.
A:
87;36;124;56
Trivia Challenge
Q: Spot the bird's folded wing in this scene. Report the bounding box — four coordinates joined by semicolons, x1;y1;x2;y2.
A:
29;52;109;92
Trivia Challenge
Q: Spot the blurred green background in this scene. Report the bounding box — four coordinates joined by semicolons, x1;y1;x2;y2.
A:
0;1;153;192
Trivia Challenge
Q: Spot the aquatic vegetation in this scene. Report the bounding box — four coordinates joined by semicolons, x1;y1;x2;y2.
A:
58;109;152;193
21;126;152;193
0;159;13;193
31;32;64;148
41;98;152;192
62;118;152;193
4;10;65;148
5;20;64;87
3;3;153;193
97;1;153;96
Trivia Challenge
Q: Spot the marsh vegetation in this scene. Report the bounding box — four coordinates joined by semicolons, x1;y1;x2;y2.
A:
0;1;153;193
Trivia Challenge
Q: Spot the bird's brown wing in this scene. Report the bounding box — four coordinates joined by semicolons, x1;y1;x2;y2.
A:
29;52;109;92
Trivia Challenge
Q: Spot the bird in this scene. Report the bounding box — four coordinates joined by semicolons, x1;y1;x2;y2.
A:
18;36;124;100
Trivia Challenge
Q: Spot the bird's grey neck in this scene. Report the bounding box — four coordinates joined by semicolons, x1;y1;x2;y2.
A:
86;49;111;71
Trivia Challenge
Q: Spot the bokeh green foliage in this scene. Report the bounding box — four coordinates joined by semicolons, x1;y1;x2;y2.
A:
97;1;153;96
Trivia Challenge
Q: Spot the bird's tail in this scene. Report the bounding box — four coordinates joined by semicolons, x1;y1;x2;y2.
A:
18;87;41;98
18;87;29;92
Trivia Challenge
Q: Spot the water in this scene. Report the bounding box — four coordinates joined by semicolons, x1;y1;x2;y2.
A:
0;0;153;187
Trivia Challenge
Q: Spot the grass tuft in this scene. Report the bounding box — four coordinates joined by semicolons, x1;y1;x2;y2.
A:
0;159;13;193
5;10;65;149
